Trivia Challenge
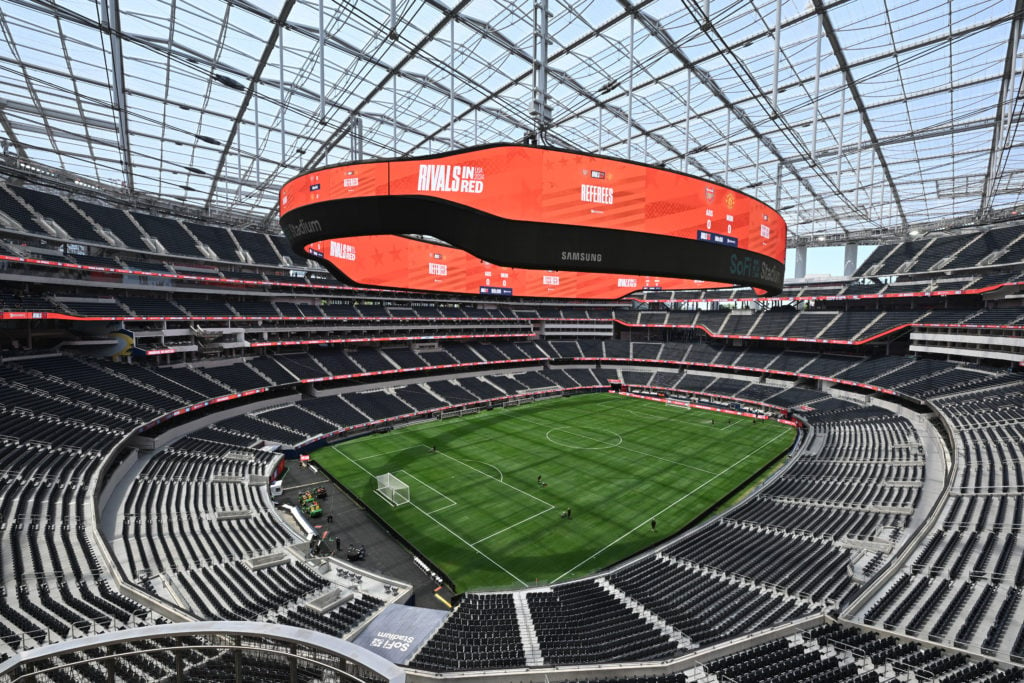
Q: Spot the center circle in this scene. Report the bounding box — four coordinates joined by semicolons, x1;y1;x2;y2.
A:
545;427;623;450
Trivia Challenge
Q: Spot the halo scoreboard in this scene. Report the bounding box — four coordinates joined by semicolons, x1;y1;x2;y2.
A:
280;144;786;298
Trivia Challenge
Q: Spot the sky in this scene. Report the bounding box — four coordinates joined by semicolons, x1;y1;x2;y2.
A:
784;245;876;281
0;0;1019;238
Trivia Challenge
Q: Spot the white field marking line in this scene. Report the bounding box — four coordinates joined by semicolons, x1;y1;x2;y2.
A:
625;408;674;421
429;450;556;548
552;428;792;583
349;443;431;462
395;469;457;514
683;417;743;432
545;427;623;450
622;405;721;432
470;507;554;547
625;406;745;431
359;419;446;438
333;444;527;586
516;413;719;476
331;444;375;479
408;499;529;587
462;459;504;482
432;449;555;509
345;409;496;445
357;437;554;546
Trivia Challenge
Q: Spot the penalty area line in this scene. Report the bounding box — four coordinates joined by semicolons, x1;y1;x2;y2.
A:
333;445;527;588
331;444;375;479
516;413;719;476
395;469;457;514
432;449;551;508
461;459;504;482
350;443;433;462
470;504;555;548
410;499;529;588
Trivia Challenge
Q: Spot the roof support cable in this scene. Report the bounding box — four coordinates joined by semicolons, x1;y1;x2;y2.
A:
813;0;908;233
754;135;761;197
450;17;456;150
811;11;823;161
532;0;553;143
835;77;846;200
775;162;782;207
318;0;326;124
254;82;260;184
392;69;398;155
978;0;1024;219
724;113;731;185
278;22;286;165
853;111;864;219
770;0;783;117
236;107;242;200
203;0;297;211
627;10;634;160
684;68;691;174
352;116;363;160
100;0;133;194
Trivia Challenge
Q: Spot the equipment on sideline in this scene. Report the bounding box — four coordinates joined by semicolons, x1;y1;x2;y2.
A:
375;473;410;507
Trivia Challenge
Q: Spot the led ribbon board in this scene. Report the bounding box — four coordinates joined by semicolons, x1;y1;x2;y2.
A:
280;144;786;298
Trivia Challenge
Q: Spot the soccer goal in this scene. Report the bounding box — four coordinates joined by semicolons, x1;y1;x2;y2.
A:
375;472;410;507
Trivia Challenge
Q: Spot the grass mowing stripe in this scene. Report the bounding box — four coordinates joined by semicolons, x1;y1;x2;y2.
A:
312;393;795;592
351;443;429;461
516;411;719;475
395;469;457;513
431;448;554;509
471;506;555;547
551;426;794;583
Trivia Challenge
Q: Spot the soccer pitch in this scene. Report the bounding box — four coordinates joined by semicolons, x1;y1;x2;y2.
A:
312;392;795;592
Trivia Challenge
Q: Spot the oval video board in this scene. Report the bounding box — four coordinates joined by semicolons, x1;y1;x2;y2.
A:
280;144;786;298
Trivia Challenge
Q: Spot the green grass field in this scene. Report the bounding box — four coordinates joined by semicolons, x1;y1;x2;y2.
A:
312;392;795;592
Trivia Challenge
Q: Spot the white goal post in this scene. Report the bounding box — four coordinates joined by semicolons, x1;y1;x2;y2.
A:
375;473;410;507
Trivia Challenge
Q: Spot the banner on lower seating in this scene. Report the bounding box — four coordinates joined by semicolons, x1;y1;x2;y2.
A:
111;328;134;358
351;604;449;665
271;456;287;482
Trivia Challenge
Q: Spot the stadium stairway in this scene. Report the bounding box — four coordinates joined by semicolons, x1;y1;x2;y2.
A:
1;336;1015;671
655;553;820;612
596;577;695;649
813;312;842;339
513;592;545;666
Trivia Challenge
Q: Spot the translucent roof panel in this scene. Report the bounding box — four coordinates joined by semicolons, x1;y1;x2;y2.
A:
0;0;1021;243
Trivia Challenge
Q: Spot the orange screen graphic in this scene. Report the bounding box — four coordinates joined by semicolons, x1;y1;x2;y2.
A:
281;146;785;298
305;235;729;298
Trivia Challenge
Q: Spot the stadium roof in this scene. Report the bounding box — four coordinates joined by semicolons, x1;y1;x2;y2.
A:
0;0;1022;244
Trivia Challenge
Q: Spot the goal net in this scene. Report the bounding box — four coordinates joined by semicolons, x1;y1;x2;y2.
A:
375;473;410;507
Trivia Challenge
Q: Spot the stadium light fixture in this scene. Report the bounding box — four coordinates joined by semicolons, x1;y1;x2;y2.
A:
212;73;245;91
